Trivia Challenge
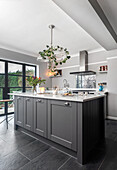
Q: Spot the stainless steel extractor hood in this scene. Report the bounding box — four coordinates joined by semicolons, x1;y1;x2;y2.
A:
70;51;96;75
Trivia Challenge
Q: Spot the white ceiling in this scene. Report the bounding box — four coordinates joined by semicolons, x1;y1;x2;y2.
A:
53;0;117;50
0;0;101;57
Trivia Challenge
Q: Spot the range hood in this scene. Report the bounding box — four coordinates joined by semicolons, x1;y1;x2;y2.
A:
70;70;96;75
70;51;96;75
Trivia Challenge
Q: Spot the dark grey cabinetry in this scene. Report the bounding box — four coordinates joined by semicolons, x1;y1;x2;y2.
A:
48;100;77;151
24;97;34;131
34;98;47;137
14;96;24;127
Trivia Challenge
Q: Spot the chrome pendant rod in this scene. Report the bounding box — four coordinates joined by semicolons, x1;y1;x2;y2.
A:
49;25;55;47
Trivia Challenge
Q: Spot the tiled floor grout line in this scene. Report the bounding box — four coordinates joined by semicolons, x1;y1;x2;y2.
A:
0;136;8;143
20;131;77;167
57;157;71;170
51;146;76;159
21;130;39;140
98;156;106;170
18;138;37;149
18;151;31;161
18;148;50;170
21;130;77;159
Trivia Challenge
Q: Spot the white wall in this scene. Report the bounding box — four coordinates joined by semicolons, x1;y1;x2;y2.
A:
107;58;117;117
0;48;52;88
52;54;80;88
52;49;117;89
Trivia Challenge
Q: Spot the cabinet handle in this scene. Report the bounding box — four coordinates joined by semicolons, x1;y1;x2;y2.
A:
64;102;70;106
26;98;30;101
37;99;42;102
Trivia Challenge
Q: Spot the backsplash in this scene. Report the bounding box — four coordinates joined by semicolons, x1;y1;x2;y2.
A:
76;75;96;88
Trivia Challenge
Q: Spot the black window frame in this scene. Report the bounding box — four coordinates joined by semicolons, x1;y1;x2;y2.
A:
0;59;36;116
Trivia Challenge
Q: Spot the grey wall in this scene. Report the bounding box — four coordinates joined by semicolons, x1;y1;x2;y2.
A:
52;55;80;88
39;62;52;88
107;58;117;117
0;48;52;88
52;49;117;89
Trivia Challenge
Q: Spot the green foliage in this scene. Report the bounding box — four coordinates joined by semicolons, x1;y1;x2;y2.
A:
0;69;35;108
39;45;71;72
27;76;46;87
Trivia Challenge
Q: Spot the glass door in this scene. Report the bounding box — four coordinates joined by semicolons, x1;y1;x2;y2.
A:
0;61;5;116
0;59;36;117
8;62;23;114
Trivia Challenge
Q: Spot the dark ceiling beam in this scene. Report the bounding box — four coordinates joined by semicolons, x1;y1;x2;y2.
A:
88;0;117;43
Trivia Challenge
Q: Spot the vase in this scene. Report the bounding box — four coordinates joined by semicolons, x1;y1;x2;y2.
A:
33;86;37;94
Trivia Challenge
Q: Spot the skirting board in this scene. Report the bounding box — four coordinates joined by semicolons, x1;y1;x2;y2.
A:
107;116;117;120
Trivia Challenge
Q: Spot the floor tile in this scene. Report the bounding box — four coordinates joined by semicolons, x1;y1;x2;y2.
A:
0;131;36;149
20;148;70;170
0;151;29;170
100;141;117;170
18;140;50;160
83;149;105;170
60;148;106;170
0;139;17;158
59;157;85;170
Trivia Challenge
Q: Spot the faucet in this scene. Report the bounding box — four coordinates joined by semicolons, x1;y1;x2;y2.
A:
63;79;69;89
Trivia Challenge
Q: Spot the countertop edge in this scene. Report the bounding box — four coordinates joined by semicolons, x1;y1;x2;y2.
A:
8;93;105;103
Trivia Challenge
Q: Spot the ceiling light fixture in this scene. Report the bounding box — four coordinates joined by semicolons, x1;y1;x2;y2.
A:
37;25;71;72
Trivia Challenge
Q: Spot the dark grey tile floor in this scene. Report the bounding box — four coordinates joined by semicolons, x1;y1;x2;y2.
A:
0;116;117;170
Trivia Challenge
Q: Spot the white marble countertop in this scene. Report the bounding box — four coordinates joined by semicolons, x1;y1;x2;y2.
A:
8;92;105;102
70;88;97;91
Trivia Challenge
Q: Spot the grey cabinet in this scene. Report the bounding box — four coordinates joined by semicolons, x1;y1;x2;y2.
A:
24;97;34;131
14;96;24;127
34;98;47;137
48;100;77;151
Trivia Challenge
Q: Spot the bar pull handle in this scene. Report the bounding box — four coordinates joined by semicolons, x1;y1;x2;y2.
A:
64;102;70;106
26;98;30;101
37;99;42;103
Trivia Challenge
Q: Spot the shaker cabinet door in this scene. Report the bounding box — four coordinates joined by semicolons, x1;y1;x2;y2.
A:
48;100;77;151
34;98;47;137
15;96;24;127
24;97;34;131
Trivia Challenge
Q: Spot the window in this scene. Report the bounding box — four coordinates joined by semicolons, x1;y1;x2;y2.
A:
0;88;4;115
25;65;36;92
8;75;22;87
26;66;35;76
0;59;36;116
8;63;22;75
0;61;5;73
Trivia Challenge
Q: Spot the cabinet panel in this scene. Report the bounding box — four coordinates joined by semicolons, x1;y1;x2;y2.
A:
48;100;76;151
15;96;24;127
24;97;34;131
34;98;47;137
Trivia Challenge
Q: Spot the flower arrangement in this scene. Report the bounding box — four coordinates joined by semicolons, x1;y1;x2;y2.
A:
27;76;46;93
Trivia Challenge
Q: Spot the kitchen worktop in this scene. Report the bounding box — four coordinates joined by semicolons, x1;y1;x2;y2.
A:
9;92;105;102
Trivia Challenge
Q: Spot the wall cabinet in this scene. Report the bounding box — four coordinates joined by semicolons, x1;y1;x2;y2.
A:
34;98;47;137
48;100;77;151
24;97;34;131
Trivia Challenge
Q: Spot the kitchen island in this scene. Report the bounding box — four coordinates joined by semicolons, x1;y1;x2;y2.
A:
9;92;105;165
